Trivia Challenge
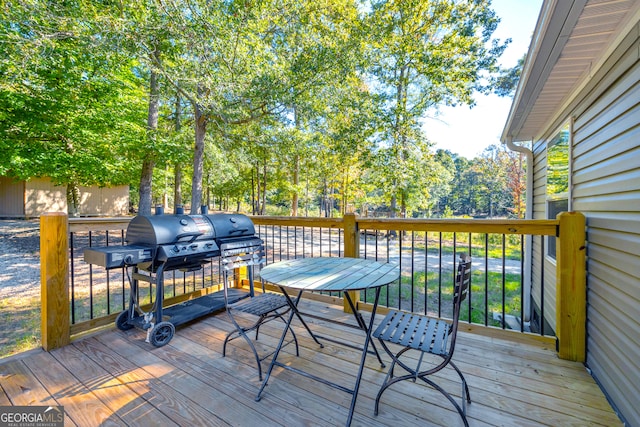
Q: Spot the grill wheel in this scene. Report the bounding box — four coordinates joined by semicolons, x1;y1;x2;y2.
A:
150;321;175;347
115;310;135;331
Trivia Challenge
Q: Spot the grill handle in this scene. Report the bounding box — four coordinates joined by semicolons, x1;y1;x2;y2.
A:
175;231;203;242
228;228;249;234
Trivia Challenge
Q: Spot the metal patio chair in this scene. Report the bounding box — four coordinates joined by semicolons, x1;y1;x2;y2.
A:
221;243;299;381
372;254;472;426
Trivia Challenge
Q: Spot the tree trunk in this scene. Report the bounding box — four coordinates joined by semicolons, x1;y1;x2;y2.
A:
190;101;206;214
401;192;407;218
138;62;160;216
251;173;256;215
173;91;182;212
138;157;154;215
66;183;80;217
291;153;299;216
174;163;182;210
291;106;301;216
305;174;309;217
206;174;210;207
260;160;267;215
390;194;397;219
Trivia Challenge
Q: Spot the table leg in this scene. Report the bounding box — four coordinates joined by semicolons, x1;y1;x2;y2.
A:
255;293;296;401
282;289;323;347
343;291;385;367
345;286;382;427
256;287;323;401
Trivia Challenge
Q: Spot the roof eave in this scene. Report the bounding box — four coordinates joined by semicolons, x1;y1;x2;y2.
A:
501;0;587;143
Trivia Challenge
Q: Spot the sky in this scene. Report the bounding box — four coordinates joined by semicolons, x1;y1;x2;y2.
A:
422;0;544;159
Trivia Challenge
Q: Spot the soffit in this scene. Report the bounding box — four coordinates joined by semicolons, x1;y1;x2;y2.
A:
502;0;640;143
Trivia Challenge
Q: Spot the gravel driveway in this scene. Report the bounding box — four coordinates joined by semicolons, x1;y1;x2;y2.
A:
1;219;41;357
0;219;41;302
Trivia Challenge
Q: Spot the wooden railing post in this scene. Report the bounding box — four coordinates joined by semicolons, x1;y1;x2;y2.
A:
556;211;586;362
343;213;359;313
234;265;248;289
40;212;70;350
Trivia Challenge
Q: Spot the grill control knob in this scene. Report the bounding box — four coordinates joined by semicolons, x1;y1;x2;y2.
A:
172;245;179;253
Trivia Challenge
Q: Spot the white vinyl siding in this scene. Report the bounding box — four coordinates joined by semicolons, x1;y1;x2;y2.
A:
528;20;639;427
569;29;640;427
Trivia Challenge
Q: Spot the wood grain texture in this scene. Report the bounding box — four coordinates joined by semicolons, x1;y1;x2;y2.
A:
1;298;620;427
40;213;70;351
556;211;587;362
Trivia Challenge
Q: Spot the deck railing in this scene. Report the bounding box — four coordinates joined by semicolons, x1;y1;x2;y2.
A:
39;211;586;361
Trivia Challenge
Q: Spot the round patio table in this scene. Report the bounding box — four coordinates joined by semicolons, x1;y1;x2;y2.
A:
255;256;399;427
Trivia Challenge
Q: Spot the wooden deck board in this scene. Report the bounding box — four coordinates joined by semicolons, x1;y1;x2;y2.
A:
52;341;179;427
0;298;622;427
25;351;116;426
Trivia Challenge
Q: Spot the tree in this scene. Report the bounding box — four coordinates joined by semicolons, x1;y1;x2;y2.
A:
505;147;526;218
365;0;509;217
0;1;146;214
494;54;524;97
475;145;509;217
112;3;188;215
139;44;160;216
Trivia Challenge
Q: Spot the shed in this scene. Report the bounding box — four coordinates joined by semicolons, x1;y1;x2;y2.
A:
0;176;129;218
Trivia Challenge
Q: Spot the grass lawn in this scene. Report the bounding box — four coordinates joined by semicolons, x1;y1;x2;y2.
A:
366;269;522;328
0;296;41;358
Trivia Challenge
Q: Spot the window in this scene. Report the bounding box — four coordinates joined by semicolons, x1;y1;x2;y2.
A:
546;123;570;260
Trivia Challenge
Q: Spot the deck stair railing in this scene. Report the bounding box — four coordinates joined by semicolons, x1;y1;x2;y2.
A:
39;211;585;362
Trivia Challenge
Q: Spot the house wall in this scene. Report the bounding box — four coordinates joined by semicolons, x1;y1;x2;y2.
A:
573;28;640;427
532;24;640;426
0;176;25;217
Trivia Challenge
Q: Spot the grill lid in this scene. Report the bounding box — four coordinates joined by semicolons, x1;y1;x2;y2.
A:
84;212;260;270
125;213;255;246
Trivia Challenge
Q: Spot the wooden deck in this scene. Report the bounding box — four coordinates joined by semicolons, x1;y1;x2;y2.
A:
0;298;621;427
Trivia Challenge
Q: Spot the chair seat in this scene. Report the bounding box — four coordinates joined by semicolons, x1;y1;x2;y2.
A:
373;310;451;356
230;292;289;316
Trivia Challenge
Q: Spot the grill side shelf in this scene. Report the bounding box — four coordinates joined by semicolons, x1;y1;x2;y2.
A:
83;245;154;269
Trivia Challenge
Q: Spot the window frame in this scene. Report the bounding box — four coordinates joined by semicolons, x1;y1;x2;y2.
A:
545;120;572;261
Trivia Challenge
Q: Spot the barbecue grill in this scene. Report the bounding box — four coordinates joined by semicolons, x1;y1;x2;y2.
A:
84;210;265;346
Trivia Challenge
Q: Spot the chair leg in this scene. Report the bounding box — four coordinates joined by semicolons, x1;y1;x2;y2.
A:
417;374;469;427
449;360;471;405
374;370;418;416
374;349;470;426
279;314;300;356
374;371;396;416
225;310;266;381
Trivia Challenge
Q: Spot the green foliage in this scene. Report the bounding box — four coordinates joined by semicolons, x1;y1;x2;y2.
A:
0;0;525;218
547;124;570;196
494;55;524;97
0;1;147;187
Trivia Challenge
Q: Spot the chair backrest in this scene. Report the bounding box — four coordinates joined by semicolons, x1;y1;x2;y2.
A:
453;254;472;310
451;254;472;332
221;241;266;297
